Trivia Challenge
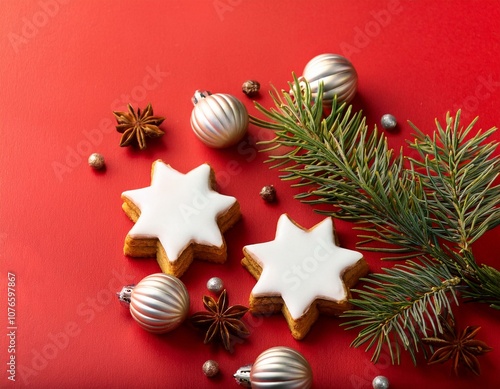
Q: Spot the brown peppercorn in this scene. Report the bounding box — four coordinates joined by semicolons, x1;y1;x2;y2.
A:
260;185;276;202
242;80;260;97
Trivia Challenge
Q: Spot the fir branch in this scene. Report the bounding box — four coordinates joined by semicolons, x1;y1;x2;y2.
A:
250;75;500;364
455;251;500;309
341;259;461;365
407;114;500;250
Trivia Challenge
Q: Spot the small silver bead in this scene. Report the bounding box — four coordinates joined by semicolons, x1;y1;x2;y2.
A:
380;114;397;130
206;277;224;294
88;153;105;169
202;360;219;378
372;375;390;389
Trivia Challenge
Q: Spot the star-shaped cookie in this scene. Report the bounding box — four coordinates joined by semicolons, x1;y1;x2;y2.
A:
122;160;241;277
242;213;368;339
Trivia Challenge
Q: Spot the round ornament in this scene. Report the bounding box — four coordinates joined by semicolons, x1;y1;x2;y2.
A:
234;346;312;389
88;153;105;169
300;53;358;105
372;375;390;389
202;360;220;378
190;90;249;148
117;273;190;334
206;277;224;294
380;114;397;131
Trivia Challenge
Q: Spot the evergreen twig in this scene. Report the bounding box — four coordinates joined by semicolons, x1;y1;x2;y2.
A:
250;75;500;364
342;258;461;365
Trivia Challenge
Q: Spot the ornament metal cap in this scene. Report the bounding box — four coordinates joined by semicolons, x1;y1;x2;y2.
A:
233;364;252;387
117;285;135;306
192;90;212;105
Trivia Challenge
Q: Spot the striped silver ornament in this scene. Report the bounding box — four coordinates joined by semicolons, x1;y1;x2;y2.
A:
234;346;312;388
119;273;190;334
301;53;358;105
190;90;249;148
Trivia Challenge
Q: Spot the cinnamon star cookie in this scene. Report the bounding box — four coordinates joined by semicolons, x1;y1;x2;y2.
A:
242;213;368;340
122;160;240;277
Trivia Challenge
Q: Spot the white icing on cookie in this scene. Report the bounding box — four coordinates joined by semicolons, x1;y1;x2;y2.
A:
244;214;363;320
122;161;237;261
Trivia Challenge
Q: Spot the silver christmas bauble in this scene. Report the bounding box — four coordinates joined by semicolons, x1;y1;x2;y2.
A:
206;277;224;294
235;346;312;389
372;375;390;389
380;114;397;130
190;90;249;148
301;53;358;104
118;273;190;334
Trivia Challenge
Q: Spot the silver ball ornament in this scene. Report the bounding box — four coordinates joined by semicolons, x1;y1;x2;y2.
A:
117;273;190;334
300;53;358;104
206;277;224;294
372;375;390;389
234;346;312;389
202;360;220;378
190;90;249;148
88;153;105;169
380;114;397;131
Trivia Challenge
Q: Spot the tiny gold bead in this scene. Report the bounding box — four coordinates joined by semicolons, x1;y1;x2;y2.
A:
88;153;105;170
202;360;219;378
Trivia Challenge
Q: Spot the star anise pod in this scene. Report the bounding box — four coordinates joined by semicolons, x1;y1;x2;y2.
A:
422;313;492;375
191;289;249;352
113;103;165;149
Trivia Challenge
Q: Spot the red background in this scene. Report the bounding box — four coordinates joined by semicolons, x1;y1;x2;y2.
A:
1;1;500;388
